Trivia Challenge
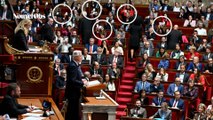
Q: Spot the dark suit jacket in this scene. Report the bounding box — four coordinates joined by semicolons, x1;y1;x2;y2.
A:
0;95;28;118
152;97;167;106
174;61;188;70
92;54;107;65
167;30;182;50
12;30;28;51
89;67;103;78
168;98;184;110
61;54;72;63
65;60;84;100
0;9;12;20
175;72;190;83
159;0;172;11
55;76;66;89
150;84;164;93
203;53;213;61
78;17;93;44
13;4;24;11
152;109;172;120
41;23;55;43
108;55;124;68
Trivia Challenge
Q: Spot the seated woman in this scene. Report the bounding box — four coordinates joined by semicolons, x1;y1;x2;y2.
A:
186;46;200;60
193;103;207;120
174;55;187;70
157;54;170;69
183;15;196;27
111;41;124;55
138;53;150;68
149;102;172;120
155;67;168;82
12;19;32;51
183;80;199;118
81;48;92;65
100;40;109;55
144;63;157;80
156;47;168;58
183;80;198;100
138;90;149;105
206;107;213;120
103;74;116;91
189;68;206;92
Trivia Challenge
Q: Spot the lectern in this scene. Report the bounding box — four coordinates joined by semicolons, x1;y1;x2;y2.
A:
2;37;54;96
82;88;119;120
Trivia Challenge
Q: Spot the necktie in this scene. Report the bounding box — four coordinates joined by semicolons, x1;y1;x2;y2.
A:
173;100;177;107
113;57;117;63
142;82;145;90
158;98;161;105
58;67;61;76
89;46;93;53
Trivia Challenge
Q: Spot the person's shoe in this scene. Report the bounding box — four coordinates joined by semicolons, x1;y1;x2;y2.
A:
130;58;133;62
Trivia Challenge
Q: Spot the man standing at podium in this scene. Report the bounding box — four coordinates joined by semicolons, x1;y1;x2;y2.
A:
65;50;88;120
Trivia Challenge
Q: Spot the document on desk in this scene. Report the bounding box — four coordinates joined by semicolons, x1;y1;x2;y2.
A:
21;117;46;120
22;113;43;117
87;80;100;87
31;110;43;113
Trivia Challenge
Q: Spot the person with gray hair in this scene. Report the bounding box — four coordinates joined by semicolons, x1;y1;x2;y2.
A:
65;50;88;120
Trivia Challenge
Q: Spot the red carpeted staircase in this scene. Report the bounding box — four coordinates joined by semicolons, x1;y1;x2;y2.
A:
115;61;136;119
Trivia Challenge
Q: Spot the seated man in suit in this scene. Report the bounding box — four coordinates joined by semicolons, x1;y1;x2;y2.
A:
187;56;203;72
134;73;151;93
129;99;147;118
69;30;80;45
91;47;107;65
89;61;103;78
149;102;172;120
0;4;12;20
175;64;190;83
167;77;184;96
168;91;184;110
85;38;98;54
107;62;120;79
108;50;124;68
204;58;213;74
0;83;33;118
152;90;167;106
150;77;164;94
139;41;154;57
55;69;67;89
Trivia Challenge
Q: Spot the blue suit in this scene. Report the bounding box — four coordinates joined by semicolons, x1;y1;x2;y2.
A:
167;83;184;96
85;44;98;53
134;81;151;93
186;62;203;72
168;98;184;110
152;97;167;106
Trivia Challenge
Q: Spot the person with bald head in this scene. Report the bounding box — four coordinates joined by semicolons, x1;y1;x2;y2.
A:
167;77;184;96
167;24;182;49
187;56;203;72
41;17;55;43
65;50;88;120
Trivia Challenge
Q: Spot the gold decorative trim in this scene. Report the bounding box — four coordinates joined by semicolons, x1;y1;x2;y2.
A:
27;66;43;83
3;37;24;55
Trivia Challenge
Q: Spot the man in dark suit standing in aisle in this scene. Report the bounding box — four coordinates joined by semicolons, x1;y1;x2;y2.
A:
78;12;94;44
65;50;88;120
167;25;182;50
40;17;55;43
0;83;33;118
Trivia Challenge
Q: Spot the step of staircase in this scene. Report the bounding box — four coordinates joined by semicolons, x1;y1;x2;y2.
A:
116;111;126;119
121;79;134;85
119;85;134;92
117;97;132;104
122;73;135;79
